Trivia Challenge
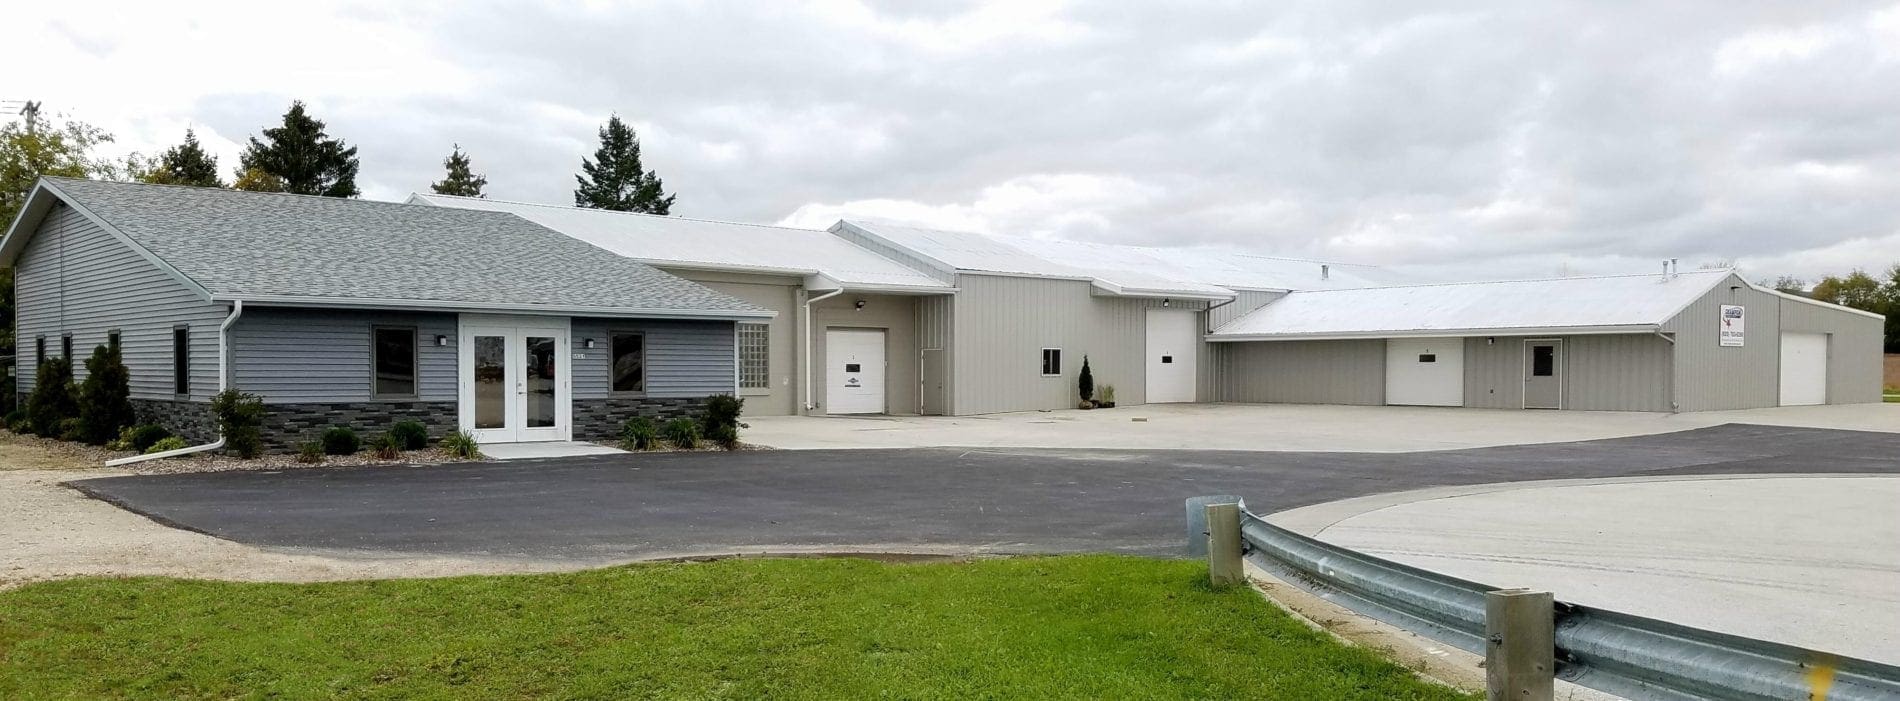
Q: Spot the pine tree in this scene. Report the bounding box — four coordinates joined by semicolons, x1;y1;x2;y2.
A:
78;343;133;444
1078;356;1094;404
573;115;674;214
430;144;487;197
141;129;224;187
236;101;359;197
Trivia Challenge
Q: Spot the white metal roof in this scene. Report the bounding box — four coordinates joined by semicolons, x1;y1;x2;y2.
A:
1209;269;1735;341
835;219;1393;299
410;194;952;293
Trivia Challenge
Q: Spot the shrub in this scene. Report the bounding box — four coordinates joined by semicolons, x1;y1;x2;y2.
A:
145;436;189;454
699;395;746;448
389;420;429;451
1078;355;1094;404
3;408;26;432
77;344;133;445
57;417;86;441
296;441;325;464
7;414;31;434
118;424;172;453
211;389;266;459
440;429;482;459
25;357;78;437
369;432;403;460
662;417;700;450
619;416;658;451
320;426;360;456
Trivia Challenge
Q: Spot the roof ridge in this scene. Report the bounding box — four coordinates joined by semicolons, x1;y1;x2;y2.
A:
49;176;526;216
418;192;827;234
1283;268;1732;294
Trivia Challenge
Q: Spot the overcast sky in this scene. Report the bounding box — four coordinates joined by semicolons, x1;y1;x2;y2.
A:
8;1;1899;283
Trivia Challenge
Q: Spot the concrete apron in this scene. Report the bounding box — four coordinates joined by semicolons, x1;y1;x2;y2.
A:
479;441;627;460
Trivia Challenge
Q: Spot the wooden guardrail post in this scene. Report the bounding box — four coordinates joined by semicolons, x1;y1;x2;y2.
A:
1486;588;1555;701
1205;501;1242;588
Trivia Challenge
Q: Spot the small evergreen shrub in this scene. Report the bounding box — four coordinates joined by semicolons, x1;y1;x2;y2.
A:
320;426;361;456
25;357;78;437
211;389;266;459
440;430;481;459
7;414;31;434
1078;355;1094;404
57;417;86;441
708;424;740;450
619;416;658;451
369;432;403;460
145;436;189;454
127;425;172;453
3;409;26;432
296;441;325;464
389;420;429;451
699;395;746;449
77;344;134;445
662;417;700;450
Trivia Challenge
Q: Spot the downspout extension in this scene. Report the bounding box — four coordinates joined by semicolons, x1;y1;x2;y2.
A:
105;300;243;466
1652;328;1679;413
801;289;844;412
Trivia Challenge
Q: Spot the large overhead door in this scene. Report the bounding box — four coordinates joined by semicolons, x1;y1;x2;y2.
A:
826;329;887;414
1778;332;1828;406
1145;309;1198;403
1385;337;1464;406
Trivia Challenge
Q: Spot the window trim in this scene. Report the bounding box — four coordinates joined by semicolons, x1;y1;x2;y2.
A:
608;330;648;395
737;322;770;392
172;325;191;396
1040;347;1063;377
369;325;421;399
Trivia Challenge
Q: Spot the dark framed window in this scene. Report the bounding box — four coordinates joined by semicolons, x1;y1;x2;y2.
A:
107;330;121;353
738;323;769;389
611;332;646;393
1041;348;1062;376
371;326;418;398
61;334;72;362
1531;345;1555;377
35;336;45;367
173;326;190;395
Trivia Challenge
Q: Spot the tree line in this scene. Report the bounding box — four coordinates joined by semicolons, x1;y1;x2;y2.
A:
1767;269;1900;353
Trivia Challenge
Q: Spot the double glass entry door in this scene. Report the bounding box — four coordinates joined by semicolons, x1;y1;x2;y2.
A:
462;323;569;443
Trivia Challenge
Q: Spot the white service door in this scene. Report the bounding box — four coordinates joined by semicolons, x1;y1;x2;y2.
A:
826;329;886;414
1779;332;1828;406
1385;338;1465;407
1145;309;1198;403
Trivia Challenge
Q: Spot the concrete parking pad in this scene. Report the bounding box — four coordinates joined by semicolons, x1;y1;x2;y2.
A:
742;402;1900;452
1279;475;1900;665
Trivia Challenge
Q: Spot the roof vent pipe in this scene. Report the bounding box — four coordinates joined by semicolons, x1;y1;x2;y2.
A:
1320;264;1330;281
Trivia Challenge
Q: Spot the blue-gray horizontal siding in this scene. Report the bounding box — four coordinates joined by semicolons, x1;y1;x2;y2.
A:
231;308;458;404
572;318;735;399
14;203;226;401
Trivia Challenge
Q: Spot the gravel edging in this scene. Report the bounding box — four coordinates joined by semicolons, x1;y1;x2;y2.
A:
0;430;485;475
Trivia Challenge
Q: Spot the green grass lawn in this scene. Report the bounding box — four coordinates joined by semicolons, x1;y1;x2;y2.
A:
0;555;1471;700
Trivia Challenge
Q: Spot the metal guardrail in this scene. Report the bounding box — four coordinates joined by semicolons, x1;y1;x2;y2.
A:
1199;499;1900;701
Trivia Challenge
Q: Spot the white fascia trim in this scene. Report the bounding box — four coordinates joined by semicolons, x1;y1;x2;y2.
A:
1205;324;1662;342
1748;281;1887;321
839;282;960;295
217;295;777;320
1089;279;1235;301
644;259;821;278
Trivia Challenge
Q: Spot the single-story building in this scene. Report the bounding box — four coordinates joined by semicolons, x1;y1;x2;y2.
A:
2;178;772;451
1205;269;1885;410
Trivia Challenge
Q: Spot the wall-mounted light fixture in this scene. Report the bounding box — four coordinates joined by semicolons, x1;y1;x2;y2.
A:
582;338;596;349
1162;298;1171;307
854;299;866;311
1486;337;1496;345
435;335;449;347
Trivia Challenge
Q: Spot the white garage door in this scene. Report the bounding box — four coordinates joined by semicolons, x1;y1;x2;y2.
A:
1779;332;1828;406
1145;309;1198;403
826;329;886;414
1385;338;1465;407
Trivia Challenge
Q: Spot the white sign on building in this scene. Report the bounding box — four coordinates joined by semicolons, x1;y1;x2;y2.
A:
1719;305;1745;347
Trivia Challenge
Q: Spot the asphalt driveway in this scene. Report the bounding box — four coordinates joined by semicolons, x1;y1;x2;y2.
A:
71;424;1900;562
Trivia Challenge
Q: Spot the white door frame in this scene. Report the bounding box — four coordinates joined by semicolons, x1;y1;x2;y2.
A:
1521;338;1564;410
458;314;572;443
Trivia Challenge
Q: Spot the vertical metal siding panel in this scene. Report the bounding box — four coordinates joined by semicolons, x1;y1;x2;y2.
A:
14;206;226;401
1219;340;1385;405
1779;298;1884;403
231;308;456;404
1662;275;1780;411
1564;334;1671;411
1209;290;1285;330
1462;337;1519;408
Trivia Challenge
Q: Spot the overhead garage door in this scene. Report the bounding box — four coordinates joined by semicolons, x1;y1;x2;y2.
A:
826;329;886;414
1145;309;1198;403
1779;332;1828;406
1385;338;1464;407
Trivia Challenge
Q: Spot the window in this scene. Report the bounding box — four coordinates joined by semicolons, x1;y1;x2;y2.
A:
738;323;769;390
1531;345;1555;377
107;330;121;353
1418;354;1436;363
1041;348;1062;376
371;326;418;397
35;336;45;367
173;327;190;395
61;334;72;362
611;332;645;393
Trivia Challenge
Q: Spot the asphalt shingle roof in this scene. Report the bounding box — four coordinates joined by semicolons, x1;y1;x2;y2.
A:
44;178;767;317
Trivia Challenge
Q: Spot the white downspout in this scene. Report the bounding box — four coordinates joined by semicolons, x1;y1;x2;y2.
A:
802;289;844;412
106;300;242;466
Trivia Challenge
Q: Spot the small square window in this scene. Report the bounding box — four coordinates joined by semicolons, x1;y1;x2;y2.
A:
1041;348;1062;376
845;363;861;373
1161;355;1174;364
